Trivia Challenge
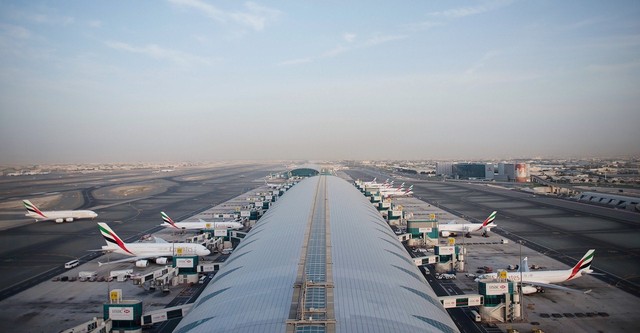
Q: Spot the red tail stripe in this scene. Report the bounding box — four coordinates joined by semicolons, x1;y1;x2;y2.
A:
108;230;134;255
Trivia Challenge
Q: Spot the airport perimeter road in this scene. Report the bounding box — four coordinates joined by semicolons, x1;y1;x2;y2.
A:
0;163;281;301
344;168;640;297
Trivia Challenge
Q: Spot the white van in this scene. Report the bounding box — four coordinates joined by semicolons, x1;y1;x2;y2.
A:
64;259;79;269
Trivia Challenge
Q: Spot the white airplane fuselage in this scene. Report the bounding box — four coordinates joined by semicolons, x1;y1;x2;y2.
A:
103;242;210;258
382;188;412;198
478;269;592;294
161;221;243;230
26;210;97;222
439;222;495;235
480;270;585;285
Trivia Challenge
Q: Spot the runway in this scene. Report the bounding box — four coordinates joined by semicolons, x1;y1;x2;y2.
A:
345;168;640;296
0;163;281;301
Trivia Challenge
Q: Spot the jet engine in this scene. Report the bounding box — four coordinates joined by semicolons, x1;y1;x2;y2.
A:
55;218;64;223
441;231;456;237
135;260;149;267
65;217;74;222
155;257;168;265
521;285;543;294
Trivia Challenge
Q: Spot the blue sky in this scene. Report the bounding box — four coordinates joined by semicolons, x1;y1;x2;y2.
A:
1;0;639;163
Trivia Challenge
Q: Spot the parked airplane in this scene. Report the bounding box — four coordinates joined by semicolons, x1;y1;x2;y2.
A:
476;249;596;294
97;222;210;267
373;180;394;190
361;177;377;186
379;182;404;193
362;178;393;188
161;212;243;230
438;211;497;237
382;185;414;198
23;199;97;223
264;179;281;189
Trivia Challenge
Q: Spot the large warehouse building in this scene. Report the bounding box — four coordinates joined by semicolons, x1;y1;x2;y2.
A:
173;175;459;333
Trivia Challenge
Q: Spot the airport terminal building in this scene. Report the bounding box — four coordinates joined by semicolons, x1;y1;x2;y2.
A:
174;175;459;333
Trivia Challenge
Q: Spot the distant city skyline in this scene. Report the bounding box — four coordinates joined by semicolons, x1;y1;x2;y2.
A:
1;1;639;163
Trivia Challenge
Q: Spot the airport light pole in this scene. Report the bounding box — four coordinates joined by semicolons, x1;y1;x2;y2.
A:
106;252;111;303
518;239;525;321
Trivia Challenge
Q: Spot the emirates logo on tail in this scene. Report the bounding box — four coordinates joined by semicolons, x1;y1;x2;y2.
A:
482;211;497;226
23;200;47;218
568;249;595;280
98;223;133;255
161;211;178;228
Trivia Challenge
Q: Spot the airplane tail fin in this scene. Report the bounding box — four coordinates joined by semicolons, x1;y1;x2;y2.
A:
481;211;497;227
98;223;133;255
518;257;530;272
161;211;178;229
23;200;47;219
568;249;595;280
404;185;414;194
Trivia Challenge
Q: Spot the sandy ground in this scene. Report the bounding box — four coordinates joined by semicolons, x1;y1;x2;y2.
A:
92;180;176;200
0;194;63;210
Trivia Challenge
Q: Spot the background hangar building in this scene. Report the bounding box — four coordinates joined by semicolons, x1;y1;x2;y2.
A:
174;175;459;333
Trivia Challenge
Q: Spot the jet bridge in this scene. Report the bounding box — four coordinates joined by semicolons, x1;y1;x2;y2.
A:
131;266;176;291
142;304;193;326
438;294;484;308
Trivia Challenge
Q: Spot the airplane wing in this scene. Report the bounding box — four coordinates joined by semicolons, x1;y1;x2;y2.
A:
98;257;140;266
523;280;592;294
153;237;168;243
98;254;163;267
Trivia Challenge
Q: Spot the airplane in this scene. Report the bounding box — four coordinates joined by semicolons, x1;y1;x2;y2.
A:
264;179;281;189
161;212;243;231
96;222;210;267
476;249;597;294
362;178;392;188
361;177;378;186
382;185;414;198
378;182;404;193
438;211;497;237
23;199;97;223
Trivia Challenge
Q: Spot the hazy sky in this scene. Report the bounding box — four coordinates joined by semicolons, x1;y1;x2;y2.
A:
1;1;639;163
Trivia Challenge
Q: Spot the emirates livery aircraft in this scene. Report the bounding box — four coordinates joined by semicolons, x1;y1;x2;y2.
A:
476;249;597;294
381;185;414;198
438;211;497;237
23;199;97;223
97;222;210;267
160;212;243;231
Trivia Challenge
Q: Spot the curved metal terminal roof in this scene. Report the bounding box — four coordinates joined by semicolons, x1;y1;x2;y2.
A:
288;164;321;177
174;175;459;333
